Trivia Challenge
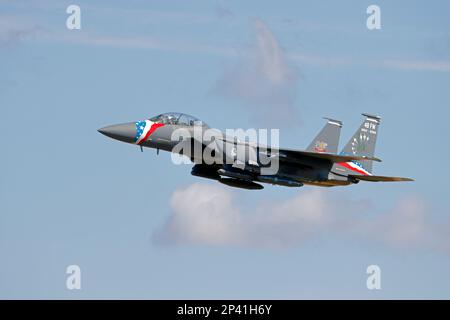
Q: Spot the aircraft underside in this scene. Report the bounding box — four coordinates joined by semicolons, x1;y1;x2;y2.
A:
190;163;354;190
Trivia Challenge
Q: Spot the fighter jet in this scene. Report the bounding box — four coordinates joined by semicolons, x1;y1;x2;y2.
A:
98;112;413;190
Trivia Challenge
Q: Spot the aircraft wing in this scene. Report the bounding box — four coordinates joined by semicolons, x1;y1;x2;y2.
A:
274;149;382;163
216;136;382;164
349;175;414;182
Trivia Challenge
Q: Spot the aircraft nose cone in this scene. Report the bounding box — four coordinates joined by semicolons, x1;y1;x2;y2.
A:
98;122;136;143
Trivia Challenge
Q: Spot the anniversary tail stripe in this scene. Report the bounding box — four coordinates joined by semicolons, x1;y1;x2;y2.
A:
338;161;372;176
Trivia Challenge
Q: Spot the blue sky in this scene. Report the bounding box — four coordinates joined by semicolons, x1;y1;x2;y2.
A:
1;0;450;298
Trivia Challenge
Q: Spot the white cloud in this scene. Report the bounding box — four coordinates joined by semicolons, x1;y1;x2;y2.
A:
370;197;429;247
155;183;333;248
378;59;450;72
156;183;244;246
40;31;238;57
0;16;40;46
289;53;450;72
214;19;300;127
2;7;450;73
37;30;450;73
155;182;450;253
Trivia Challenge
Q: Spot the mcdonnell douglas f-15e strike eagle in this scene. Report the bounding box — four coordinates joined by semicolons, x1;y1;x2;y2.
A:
98;112;413;190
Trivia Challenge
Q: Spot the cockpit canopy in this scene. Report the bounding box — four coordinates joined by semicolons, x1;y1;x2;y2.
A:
149;112;207;127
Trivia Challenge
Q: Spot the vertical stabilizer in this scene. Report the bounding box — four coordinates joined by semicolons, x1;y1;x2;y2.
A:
336;113;380;175
306;117;342;154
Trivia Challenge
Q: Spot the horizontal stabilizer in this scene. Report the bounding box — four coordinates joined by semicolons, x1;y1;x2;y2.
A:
349;175;414;182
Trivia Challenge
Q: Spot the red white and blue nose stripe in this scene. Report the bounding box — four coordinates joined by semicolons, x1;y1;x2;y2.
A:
134;120;164;145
